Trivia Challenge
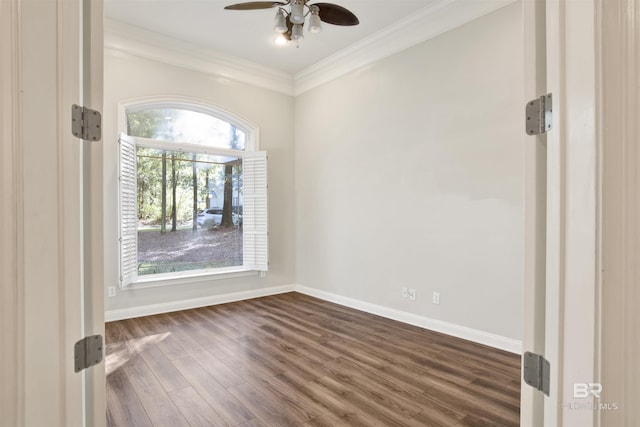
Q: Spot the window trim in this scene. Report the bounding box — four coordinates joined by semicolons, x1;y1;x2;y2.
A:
134;136;246;158
117;97;267;288
123;268;259;291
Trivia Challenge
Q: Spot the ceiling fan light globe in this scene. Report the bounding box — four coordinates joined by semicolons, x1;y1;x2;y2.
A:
290;0;305;24
273;10;287;33
308;12;322;33
291;23;304;41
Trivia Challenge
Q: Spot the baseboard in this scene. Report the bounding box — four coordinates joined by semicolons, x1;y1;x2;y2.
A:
294;285;522;354
105;284;295;322
104;283;522;354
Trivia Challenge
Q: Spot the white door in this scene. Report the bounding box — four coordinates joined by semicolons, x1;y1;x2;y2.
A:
521;0;548;424
522;0;600;426
8;0;105;425
82;0;106;425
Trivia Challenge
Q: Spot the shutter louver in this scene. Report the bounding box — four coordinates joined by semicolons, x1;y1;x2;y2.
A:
243;151;268;271
119;134;138;287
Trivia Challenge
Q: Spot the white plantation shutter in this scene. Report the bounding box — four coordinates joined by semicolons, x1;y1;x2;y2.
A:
119;133;138;287
243;151;268;271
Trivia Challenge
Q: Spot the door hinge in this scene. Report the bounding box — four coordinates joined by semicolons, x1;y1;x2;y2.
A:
72;104;102;141
74;335;104;373
525;93;552;135
523;351;550;396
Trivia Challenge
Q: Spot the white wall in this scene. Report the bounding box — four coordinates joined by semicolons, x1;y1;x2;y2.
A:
294;3;524;341
104;51;295;313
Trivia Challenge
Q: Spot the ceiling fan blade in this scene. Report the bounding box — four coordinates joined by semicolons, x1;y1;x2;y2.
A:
224;1;287;11
313;3;359;26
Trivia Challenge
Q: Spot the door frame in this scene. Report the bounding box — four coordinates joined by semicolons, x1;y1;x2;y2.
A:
0;0;23;425
545;0;600;425
599;0;640;424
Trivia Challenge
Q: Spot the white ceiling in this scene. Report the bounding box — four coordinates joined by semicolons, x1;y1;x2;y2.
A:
104;0;437;74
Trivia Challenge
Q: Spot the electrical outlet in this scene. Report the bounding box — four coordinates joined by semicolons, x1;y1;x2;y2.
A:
260;271;266;279
108;286;117;297
401;287;408;298
432;292;440;305
408;288;417;301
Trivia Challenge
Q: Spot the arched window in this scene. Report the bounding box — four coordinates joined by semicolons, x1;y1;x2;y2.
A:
118;100;267;287
125;104;250;150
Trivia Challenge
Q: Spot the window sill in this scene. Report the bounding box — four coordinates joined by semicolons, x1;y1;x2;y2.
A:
123;267;258;291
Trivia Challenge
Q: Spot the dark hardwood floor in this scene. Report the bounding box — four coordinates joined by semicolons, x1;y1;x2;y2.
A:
106;292;521;426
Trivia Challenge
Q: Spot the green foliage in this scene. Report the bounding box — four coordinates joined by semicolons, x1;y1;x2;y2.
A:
136;148;240;225
129;109;244;228
127;109;164;138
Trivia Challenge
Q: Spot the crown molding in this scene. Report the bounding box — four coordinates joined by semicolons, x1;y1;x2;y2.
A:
104;19;295;96
105;0;516;98
293;0;517;95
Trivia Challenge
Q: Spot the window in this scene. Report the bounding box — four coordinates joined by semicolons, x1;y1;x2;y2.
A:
119;102;267;287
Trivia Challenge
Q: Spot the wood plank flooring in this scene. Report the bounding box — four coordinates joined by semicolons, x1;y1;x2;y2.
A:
106;292;521;426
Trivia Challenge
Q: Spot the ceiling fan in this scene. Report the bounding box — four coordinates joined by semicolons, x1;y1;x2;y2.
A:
224;0;359;45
